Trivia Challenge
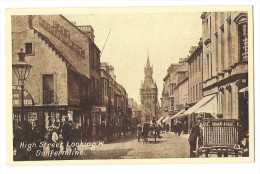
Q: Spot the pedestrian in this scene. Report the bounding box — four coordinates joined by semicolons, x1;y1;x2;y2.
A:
172;122;177;135
142;123;149;143
100;121;106;140
70;123;79;153
51;127;60;160
61;116;72;151
13;121;23;161
176;121;183;136
32;122;44;160
188;115;203;158
137;124;142;142
165;123;170;132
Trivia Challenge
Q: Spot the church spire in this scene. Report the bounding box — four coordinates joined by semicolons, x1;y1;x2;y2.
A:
146;49;150;68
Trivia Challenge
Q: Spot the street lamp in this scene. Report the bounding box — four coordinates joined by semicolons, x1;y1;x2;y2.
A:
12;48;32;121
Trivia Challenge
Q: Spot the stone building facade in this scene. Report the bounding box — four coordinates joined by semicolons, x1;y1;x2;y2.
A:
201;12;248;129
12;15;102;140
100;62;128;127
172;60;188;113
186;40;203;129
187;42;203;105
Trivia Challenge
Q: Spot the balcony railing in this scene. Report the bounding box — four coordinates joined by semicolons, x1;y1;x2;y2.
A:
43;90;58;105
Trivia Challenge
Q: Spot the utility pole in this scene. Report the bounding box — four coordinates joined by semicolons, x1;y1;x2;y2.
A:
100;28;111;58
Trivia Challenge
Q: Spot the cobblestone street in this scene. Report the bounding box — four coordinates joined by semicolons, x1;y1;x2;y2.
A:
72;132;190;160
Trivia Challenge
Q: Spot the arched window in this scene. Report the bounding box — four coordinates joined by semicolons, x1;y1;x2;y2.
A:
234;13;248;61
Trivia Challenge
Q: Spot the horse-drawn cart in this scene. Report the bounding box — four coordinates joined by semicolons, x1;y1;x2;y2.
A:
141;122;160;143
195;118;244;157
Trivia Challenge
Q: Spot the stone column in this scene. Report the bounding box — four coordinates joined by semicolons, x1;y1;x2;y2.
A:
232;83;239;119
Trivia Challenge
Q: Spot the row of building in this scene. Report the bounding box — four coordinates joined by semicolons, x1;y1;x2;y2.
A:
12;15;134;141
160;12;249;133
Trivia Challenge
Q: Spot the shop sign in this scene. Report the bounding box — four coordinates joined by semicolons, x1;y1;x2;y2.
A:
92;106;101;112
39;17;86;58
12;86;34;106
100;107;106;112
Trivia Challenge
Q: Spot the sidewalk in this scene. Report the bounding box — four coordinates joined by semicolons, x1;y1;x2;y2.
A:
167;131;189;140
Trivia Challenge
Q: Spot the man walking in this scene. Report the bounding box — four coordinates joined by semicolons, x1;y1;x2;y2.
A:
188;115;202;158
61;116;72;151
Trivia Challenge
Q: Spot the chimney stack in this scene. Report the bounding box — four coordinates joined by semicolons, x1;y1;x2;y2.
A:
77;25;95;41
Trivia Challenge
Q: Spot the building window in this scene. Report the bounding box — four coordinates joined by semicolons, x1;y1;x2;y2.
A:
207;54;212;79
238;23;248;61
209;16;212;39
215;32;219;72
171;85;174;95
199;83;202;99
198;54;201;71
195;85;197;101
145;115;150;122
25;42;33;54
193;86;195;102
189;64;191;77
42;74;55;104
193;61;195;76
171;99;174;110
195;58;197;73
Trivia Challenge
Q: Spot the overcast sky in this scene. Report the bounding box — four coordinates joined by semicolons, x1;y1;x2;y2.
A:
65;12;202;105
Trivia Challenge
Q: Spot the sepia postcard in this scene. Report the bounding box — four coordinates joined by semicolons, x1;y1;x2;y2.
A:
6;6;254;165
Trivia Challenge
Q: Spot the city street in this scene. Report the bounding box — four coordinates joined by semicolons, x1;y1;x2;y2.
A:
72;132;190;160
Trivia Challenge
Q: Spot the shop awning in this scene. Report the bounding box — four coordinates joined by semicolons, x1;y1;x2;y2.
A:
194;94;218;117
162;116;170;123
157;116;165;123
239;86;248;93
171;109;186;119
184;94;217;115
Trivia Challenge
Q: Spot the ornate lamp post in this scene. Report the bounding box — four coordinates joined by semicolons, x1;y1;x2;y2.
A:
12;48;32;121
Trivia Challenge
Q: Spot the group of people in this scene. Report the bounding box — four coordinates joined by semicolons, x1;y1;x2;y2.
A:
46;117;81;155
171;121;185;136
106;120;130;142
13;120;45;161
13;116;81;161
136;117;161;143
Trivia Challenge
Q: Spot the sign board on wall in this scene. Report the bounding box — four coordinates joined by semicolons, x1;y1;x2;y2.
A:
31;15;90;78
12;85;34;106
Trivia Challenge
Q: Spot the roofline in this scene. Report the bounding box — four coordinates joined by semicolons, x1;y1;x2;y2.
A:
174;76;189;89
186;46;202;63
60;15;101;53
163;73;170;81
